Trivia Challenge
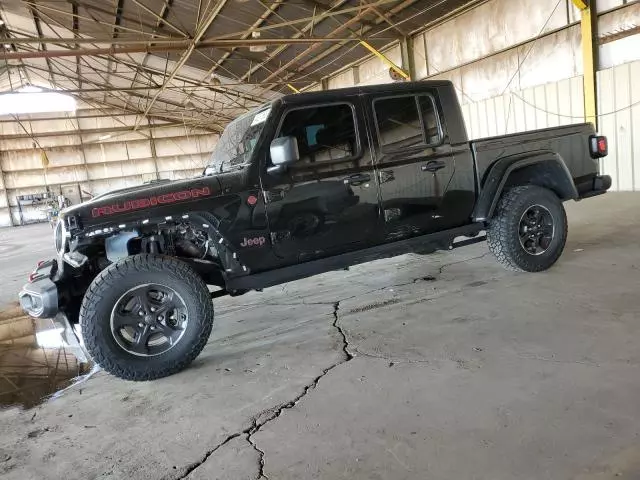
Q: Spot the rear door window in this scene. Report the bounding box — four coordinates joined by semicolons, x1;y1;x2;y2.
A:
373;94;442;151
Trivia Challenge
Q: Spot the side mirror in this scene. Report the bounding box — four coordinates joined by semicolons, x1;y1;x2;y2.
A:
268;136;299;175
203;165;215;176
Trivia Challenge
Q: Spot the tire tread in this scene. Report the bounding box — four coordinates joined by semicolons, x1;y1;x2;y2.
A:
80;254;214;381
487;185;567;272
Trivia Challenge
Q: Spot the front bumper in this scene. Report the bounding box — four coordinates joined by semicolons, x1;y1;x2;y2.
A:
19;260;60;318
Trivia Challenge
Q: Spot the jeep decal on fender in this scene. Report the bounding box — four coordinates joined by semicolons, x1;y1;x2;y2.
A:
240;236;266;248
91;187;211;218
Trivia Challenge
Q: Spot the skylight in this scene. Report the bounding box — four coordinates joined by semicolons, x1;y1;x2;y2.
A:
0;86;76;115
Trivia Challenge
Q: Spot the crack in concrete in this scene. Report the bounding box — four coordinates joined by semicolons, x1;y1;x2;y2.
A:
182;253;492;478
246;432;267;480
179;302;353;480
438;253;490;274
177;432;243;479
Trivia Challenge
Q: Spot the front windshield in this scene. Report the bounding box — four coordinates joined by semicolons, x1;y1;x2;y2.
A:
206;105;272;174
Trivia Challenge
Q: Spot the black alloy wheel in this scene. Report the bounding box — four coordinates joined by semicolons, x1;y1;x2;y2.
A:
111;284;189;357
518;204;555;255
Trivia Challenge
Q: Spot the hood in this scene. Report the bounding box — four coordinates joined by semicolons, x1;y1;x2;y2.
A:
89;179;173;201
63;175;222;229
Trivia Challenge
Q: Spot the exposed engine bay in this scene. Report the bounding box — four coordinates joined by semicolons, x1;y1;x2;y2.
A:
133;222;217;260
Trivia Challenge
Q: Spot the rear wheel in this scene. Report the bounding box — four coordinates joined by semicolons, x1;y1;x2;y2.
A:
80;254;214;380
487;185;567;272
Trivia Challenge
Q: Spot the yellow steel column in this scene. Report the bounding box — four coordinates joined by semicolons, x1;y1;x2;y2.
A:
573;0;598;128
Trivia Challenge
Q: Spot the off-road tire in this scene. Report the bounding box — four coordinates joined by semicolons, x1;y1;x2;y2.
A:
487;185;567;272
80;254;214;380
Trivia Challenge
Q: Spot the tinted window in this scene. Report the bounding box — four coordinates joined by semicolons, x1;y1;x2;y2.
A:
374;95;441;150
278;103;358;165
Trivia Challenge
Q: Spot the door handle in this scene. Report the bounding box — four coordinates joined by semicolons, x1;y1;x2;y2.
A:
421;160;446;173
344;173;371;186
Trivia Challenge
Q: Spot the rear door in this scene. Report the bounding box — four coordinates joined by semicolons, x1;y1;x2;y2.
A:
263;99;382;263
365;91;466;238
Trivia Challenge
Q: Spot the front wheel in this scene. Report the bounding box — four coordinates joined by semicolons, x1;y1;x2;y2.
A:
80;254;214;380
487;185;567;272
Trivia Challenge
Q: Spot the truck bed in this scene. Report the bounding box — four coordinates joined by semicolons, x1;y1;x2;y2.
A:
470;123;601;194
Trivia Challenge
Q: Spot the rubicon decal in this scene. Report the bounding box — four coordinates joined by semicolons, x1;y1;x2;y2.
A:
91;187;211;218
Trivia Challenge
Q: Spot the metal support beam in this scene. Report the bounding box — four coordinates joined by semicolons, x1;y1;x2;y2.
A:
76;119;91;187
269;0;418;94
400;36;415;81
0;37;367;61
133;0;229;130
360;40;410;80
573;0;598;128
0;164;13;227
148;120;161;180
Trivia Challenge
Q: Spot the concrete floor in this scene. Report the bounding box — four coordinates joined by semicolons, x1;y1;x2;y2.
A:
1;193;640;480
0;223;57;307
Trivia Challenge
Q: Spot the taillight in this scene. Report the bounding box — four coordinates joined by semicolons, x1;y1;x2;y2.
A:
590;135;608;158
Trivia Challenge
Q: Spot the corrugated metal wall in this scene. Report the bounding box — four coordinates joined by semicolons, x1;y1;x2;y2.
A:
598;61;640;191
2;0;640;229
0;112;217;227
320;0;640;193
460;76;585;139
457;60;640;192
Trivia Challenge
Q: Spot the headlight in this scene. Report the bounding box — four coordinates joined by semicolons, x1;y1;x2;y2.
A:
53;219;66;254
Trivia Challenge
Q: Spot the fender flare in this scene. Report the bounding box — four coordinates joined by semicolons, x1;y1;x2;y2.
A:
472;150;578;222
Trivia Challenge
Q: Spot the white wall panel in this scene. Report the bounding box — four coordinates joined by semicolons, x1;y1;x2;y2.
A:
156;153;209;173
0;210;9;227
154;136;207;157
518;26;582;89
460;61;640;192
424;0;568;74
462;75;586;140
327;69;355;89
0;148;83;171
82;140;153;163
597;61;640;191
630;62;640;190
599;4;640;69
459;49;520;102
356;45;400;86
596;0;624;12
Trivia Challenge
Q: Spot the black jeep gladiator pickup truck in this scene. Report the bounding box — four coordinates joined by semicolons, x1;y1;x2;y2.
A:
19;80;611;380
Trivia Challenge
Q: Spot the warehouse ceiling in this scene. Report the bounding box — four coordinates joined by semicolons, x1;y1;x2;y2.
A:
0;0;476;132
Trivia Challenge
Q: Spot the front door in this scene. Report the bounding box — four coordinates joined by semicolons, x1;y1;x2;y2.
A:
263;100;381;262
366;91;470;238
